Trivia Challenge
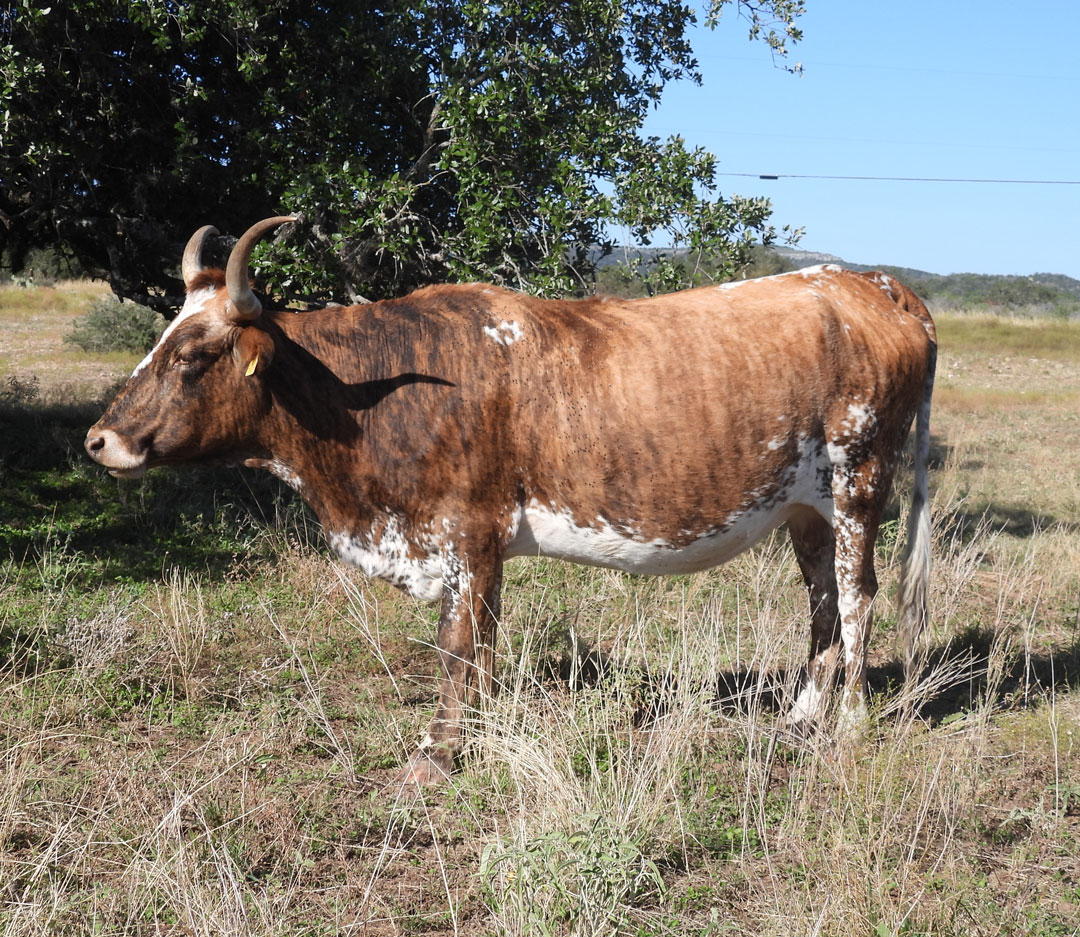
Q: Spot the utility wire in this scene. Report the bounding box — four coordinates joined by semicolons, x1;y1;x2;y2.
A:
720;172;1080;185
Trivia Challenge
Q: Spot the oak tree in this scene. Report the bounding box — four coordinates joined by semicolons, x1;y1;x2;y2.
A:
1;0;803;309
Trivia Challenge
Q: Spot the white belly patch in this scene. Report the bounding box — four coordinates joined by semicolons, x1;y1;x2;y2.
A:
505;439;832;574
505;500;793;574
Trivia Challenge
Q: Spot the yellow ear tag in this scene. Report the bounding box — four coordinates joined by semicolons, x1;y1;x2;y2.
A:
245;353;259;377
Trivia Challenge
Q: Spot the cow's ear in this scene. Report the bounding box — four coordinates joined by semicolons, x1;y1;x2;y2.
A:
233;325;275;377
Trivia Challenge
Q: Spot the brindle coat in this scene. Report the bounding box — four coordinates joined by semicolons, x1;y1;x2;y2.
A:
87;218;937;784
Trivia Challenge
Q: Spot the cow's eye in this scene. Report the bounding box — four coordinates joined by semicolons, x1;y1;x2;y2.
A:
173;351;206;369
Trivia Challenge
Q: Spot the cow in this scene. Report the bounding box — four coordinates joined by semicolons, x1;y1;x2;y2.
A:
86;216;937;785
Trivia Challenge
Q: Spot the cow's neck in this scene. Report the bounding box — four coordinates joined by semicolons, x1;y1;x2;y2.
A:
252;308;409;536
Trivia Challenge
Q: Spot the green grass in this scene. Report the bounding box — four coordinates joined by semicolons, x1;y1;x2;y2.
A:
0;393;308;586
935;311;1080;362
1;286;1079;935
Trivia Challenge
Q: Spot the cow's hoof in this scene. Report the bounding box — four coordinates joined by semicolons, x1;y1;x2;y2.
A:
396;747;454;787
834;697;871;742
777;713;816;743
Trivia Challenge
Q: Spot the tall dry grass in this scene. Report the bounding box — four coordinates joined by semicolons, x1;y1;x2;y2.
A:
2;304;1079;934
3;450;1077;935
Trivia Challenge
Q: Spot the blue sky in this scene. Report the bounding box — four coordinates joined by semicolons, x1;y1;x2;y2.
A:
643;1;1080;278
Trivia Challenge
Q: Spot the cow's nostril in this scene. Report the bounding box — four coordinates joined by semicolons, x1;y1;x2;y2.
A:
86;435;105;453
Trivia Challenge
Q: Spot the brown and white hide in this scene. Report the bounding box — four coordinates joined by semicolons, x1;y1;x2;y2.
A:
86;219;937;784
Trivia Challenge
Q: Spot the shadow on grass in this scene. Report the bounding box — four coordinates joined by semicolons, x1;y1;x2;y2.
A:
1;394;312;584
938;504;1080;542
881;625;1080;724
544;624;1080;732
888;433;1080;540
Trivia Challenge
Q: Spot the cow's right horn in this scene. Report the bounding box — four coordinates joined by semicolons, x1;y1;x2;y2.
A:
181;225;219;289
225;216;298;323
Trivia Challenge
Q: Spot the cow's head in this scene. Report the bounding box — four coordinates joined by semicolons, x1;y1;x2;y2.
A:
85;216;295;478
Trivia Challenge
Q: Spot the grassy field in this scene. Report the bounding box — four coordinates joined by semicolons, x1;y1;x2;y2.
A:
1;282;1078;936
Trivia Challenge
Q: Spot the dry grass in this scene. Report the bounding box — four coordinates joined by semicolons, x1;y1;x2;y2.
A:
0;279;135;399
935;311;1080;363
1;294;1078;935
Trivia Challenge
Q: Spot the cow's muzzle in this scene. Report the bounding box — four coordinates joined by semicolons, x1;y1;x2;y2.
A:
84;427;149;479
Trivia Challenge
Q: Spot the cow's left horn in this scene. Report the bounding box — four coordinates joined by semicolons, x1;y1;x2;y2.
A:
181;225;219;289
225;216;298;323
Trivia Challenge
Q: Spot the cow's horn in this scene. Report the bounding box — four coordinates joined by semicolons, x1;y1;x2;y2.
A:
225;216;298;323
181;225;219;289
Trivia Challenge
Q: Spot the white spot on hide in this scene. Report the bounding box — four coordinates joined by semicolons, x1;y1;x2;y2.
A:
506;439;832;574
265;460;304;493
790;673;827;723
328;519;449;602
843;402;874;435
483;320;525;346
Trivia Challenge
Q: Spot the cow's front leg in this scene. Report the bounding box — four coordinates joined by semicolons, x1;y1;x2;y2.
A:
399;547;502;786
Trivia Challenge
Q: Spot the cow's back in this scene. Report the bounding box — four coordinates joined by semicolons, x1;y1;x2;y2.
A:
465;267;935;544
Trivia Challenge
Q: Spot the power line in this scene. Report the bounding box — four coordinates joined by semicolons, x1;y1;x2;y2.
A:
720;172;1080;185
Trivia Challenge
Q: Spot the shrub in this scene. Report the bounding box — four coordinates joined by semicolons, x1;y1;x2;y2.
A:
2;244;87;286
1;373;41;405
64;295;162;354
480;814;664;936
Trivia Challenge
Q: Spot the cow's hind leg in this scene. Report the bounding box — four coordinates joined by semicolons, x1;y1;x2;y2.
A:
787;509;842;726
399;548;501;786
830;461;887;731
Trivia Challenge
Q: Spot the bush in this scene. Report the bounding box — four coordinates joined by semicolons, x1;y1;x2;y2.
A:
2;244;87;286
64;296;162;354
480;814;664;935
1;374;41;405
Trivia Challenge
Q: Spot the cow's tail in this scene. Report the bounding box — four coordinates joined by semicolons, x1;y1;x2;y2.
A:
897;340;937;682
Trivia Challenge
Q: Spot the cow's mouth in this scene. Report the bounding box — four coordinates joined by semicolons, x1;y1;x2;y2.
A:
108;465;149;479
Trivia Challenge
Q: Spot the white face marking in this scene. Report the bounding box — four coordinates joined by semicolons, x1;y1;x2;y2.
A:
483;320;525;346
131;287;216;377
328;518;450;602
90;428;149;477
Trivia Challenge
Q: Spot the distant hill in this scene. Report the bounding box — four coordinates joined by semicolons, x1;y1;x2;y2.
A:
591;245;1078;316
772;247;846;267
1028;272;1080;300
772;248;1080;317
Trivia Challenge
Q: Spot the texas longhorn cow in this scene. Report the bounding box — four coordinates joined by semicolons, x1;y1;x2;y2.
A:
86;217;937;784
